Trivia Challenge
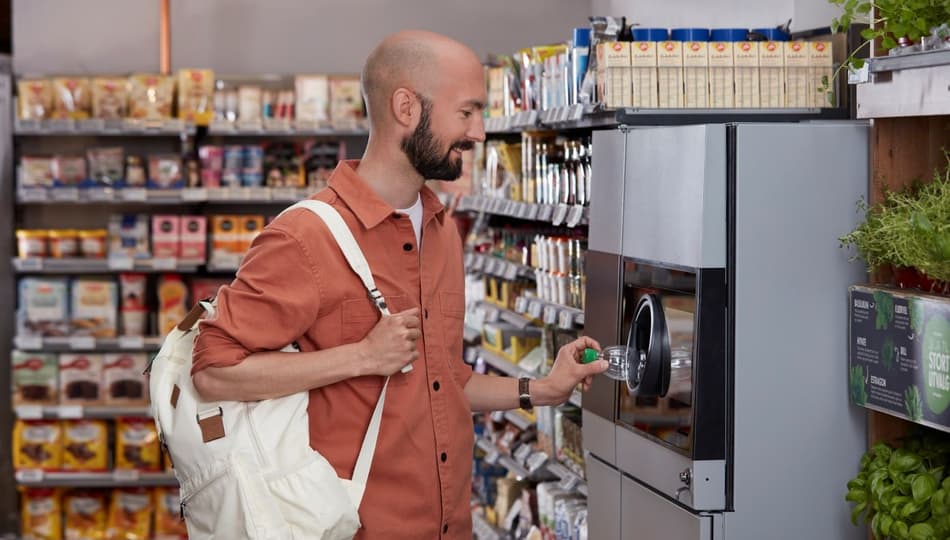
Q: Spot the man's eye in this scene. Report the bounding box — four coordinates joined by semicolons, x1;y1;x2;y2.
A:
461;110;472;118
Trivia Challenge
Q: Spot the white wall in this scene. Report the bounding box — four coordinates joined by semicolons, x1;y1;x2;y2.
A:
13;0;592;75
590;0;839;33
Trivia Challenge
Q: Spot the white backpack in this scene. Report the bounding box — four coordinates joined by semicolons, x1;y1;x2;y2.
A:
148;200;402;540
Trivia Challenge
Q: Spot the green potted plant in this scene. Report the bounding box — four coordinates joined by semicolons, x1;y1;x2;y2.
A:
829;0;950;66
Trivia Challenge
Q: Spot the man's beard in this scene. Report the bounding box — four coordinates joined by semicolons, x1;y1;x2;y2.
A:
401;95;473;181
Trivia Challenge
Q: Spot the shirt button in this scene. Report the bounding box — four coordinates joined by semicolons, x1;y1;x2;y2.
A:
424;308;429;319
443;524;448;534
433;381;440;391
440;452;447;463
403;243;413;252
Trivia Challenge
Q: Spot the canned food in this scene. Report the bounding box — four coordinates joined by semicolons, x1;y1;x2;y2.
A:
48;229;79;258
16;230;48;258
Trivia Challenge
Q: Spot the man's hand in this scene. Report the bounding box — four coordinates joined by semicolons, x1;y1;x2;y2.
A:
356;308;421;377
533;336;608;406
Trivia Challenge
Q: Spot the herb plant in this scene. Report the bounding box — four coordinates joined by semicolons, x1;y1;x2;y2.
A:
883;337;896;371
906;386;924;422
852;365;869;406
877;291;896;330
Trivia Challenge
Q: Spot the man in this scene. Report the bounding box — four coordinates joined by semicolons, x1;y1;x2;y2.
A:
191;30;608;538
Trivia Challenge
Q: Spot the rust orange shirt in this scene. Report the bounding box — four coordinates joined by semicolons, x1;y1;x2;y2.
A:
193;160;474;539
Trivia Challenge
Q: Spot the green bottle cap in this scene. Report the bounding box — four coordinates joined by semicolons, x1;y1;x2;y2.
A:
582;348;599;364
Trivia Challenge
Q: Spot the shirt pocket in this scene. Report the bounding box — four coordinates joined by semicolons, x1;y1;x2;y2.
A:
439;291;467;387
342;294;411;387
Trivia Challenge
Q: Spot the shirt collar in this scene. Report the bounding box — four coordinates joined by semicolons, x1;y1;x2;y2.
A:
328;160;446;229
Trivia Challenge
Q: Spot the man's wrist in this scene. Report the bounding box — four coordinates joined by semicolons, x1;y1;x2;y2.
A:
527;377;558;408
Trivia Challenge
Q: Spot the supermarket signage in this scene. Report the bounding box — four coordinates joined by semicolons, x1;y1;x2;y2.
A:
849;285;950;432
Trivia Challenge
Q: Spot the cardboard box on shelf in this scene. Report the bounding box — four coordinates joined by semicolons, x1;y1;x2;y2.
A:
179;216;207;263
103;353;149;405
809;41;834;108
597;41;632;108
59;353;103;406
734;41;760;108
657;41;684;108
759;41;786;108
630;42;658;108
785;41;810;108
70;278;118;339
151;215;181;259
12;351;59;406
708;42;735;108
683;42;709;108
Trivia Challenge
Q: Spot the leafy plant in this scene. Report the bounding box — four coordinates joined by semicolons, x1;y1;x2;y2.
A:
912;299;926;334
847;436;950;539
906;385;924;421
877;291;896;330
884;337;896;371
852;365;869;405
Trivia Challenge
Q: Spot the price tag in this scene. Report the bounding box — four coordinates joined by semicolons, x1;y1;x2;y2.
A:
246;187;270;201
151;258;178;271
16;335;43;350
526;452;549;473
527;205;541;220
271;187;297;201
107;256;134;271
538;205;554;222
15;405;44;420
514;296;527;314
576;313;585;326
514;444;533;463
17;258;44;272
16;469;44;483
543;306;559;325
113;469;140;482
552;204;570;226
86;188;113;202
566;205;585;228
485;258;498;275
527;110;539;126
120;188;148;202
558;310;575;330
485;450;501;465
69;336;96;350
472;255;485;271
528;301;543;319
504;263;518;281
570;104;585;121
463;253;474;268
504;201;517;217
51;188;80;201
559;474;581;492
57;405;83;419
848;63;870;85
19;187;48;202
118;336;145;349
182;188;208;202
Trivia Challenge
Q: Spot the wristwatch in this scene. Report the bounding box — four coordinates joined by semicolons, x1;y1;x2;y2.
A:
518;377;533;411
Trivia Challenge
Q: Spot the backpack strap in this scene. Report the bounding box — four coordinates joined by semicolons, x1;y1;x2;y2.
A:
279;199;402;506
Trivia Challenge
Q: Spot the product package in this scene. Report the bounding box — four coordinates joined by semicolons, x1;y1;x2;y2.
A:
51;155;88;186
18;79;54;120
17;278;70;337
12;351;59;406
179;216;207;263
147;155;183;189
124;156;147;187
238;85;262;123
107;489;153;540
198;145;223;188
70;278;118;338
785;41;810;108
87;147;125;187
20;156;55;187
108;214;150;259
190;278;229;305
47;229;78;259
295;75;329;124
118;273;147;337
151;215;181;259
211;215;239;266
129;74;174;119
14;420;63;471
115;418;160;471
177;69;215;125
64;490;108;540
154;487;188;539
52;77;92;120
103;353;148;405
239;215;265;254
157;275;188;336
62;420;108;471
329;76;364;127
79;230;108;259
59;354;103;405
92;77;129;119
21;488;63;540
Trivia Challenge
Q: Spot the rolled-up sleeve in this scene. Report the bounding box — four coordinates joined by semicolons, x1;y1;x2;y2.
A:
192;225;321;374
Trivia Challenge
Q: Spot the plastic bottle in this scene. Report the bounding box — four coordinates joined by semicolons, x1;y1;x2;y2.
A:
582;346;631;381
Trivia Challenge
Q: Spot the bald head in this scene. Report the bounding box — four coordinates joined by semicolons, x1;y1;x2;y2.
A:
361;30;482;127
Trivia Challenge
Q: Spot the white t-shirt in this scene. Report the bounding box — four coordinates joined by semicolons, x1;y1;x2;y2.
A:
396;195;423;248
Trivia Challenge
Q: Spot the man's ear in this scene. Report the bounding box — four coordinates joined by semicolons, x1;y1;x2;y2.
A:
391;87;416;129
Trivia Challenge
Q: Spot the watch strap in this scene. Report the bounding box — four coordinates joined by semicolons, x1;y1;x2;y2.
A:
518;377;532;410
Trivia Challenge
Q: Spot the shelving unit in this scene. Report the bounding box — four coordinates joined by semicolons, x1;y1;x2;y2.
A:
16;186;313;205
13;335;163;352
14;405;151;420
13;471;177;488
472;346;582;408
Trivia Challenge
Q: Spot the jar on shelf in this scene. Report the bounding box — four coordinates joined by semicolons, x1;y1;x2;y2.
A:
78;229;108;258
16;229;48;258
48;229;79;258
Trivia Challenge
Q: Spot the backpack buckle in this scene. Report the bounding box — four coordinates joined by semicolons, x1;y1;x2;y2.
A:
368;288;387;312
196;407;225;443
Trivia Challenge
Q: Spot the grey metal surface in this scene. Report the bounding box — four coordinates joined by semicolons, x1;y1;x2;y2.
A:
586;454;622;540
621;125;727;269
582;409;617;466
728;122;868;539
621;475;712;540
617;427;726;512
0;62;17;533
869;48;950;73
589;130;626;255
582;250;623;421
857;62;950;118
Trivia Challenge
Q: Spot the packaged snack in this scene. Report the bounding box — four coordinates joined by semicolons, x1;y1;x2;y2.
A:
92;77;129;119
179;216;207;263
151;215;181;259
87;147;124;187
124;156;146;187
64;490;108;540
118;273;147;337
17;278;70;337
115;418;160;471
71;278;118;338
198;145;223;170
147;154;183;189
185;159;200;188
129;74;174;119
295;75;329;123
177;69;215;125
52;78;92;119
12;352;58;406
211;215;239;265
18;79;54;120
17;229;48;259
108;214;150;259
222;145;243;186
238;85;262;122
239;215;265;254
329;76;364;126
62;420;108;471
106;488;153;540
14;420;63;471
79;229;108;259
21;488;63;540
103;353;148;405
189;278;229;304
59;354;103;405
20;156;55;187
157;275;188;336
154;487;188;539
51;155;88;186
49;229;79;258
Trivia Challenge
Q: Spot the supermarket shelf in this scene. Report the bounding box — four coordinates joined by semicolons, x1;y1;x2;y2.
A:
457;195;589;228
869;48;950;73
474;346;581;407
463;325;481;344
498;455;530;480
472;511;507;540
477;301;533;330
14;335;162;352
514;295;584;330
14;118;195;136
615;107;847;125
475;437;495;455
16;186;310;205
14;470;177;488
14;405;151;420
503;410;534;431
208;119;368;137
464;252;535;281
546;460;589;498
12;257;202;274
